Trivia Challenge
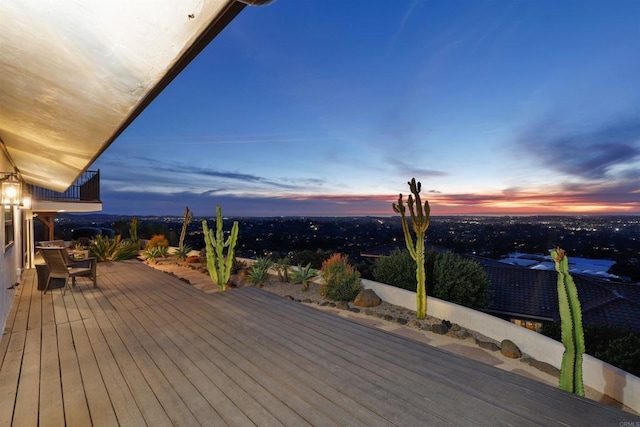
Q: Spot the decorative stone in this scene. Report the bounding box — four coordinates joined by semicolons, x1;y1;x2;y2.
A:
319;301;330;306
382;314;393;321
420;323;432;331
477;340;500;352
451;323;461;332
396;318;408;325
353;289;382;307
455;329;471;339
364;309;375;316
336;301;349;310
431;323;449;335
407;319;421;328
500;340;522;359
284;295;294;300
328;302;336;308
348;307;360;313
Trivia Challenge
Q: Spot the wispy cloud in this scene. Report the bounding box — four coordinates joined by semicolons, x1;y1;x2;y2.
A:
516;117;640;180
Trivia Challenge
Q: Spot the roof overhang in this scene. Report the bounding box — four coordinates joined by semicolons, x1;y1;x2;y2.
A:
0;0;270;192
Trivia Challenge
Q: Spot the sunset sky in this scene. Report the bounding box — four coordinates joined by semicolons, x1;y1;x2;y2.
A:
92;0;640;217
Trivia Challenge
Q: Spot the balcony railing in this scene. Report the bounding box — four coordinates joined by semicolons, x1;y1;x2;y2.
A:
27;170;101;202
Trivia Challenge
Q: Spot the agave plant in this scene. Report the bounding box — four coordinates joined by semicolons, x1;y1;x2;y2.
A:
174;244;192;261
246;257;273;287
143;246;167;264
90;235;140;262
290;263;317;291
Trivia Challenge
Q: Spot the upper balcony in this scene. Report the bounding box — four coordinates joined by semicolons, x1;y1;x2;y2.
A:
27;170;102;213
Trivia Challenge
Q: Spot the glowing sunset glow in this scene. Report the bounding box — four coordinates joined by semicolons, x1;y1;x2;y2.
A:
92;1;640;217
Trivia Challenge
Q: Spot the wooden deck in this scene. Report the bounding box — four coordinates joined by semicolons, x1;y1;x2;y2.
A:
1;261;637;426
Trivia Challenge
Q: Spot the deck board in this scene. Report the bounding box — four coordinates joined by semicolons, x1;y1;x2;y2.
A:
1;260;637;426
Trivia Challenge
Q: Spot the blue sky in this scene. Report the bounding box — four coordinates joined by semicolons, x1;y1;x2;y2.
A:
93;0;640;217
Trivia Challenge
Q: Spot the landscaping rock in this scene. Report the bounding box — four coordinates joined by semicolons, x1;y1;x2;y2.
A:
364;309;375;316
454;329;471;339
353;289;382;307
396;318;408;325
451;323;461;332
284;295;294;300
420;323;432;331
500;339;522;359
348;307;360;313
319;301;330;307
477;340;500;352
336;301;350;310
407;319;421;328
527;358;560;377
431;323;449;335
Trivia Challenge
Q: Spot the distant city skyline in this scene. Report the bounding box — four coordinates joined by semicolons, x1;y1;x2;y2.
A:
92;0;640;217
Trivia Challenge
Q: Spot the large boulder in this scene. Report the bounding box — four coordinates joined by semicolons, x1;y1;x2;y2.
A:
353;289;382;307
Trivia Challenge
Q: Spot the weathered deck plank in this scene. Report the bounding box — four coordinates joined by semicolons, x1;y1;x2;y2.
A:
1;260;638;426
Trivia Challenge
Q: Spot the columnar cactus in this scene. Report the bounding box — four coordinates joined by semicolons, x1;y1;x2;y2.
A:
551;247;585;396
202;206;239;291
179;205;193;250
129;217;138;244
392;178;431;319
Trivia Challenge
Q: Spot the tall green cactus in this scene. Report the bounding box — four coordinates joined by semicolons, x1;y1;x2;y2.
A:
202;206;239;291
551;247;585;396
179;205;193;250
393;178;431;319
129;217;138;244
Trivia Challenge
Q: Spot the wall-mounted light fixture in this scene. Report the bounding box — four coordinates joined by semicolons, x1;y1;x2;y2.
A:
1;172;23;206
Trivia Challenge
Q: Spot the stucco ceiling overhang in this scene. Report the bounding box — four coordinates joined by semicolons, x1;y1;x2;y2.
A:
0;0;269;192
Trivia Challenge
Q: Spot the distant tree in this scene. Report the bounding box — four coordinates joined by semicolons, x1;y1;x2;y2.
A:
433;252;489;309
290;249;332;269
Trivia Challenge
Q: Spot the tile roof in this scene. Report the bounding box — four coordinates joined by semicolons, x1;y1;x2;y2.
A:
479;261;640;333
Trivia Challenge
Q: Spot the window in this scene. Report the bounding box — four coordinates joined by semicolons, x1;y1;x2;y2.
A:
4;208;14;249
512;319;542;332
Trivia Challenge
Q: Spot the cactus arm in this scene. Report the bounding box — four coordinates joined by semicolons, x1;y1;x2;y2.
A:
222;220;239;287
202;220;220;287
393;196;417;260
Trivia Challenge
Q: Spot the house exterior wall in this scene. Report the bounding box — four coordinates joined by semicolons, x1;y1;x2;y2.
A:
0;153;21;334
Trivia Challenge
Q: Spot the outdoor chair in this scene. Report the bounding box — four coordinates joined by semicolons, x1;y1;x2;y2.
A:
38;247;97;295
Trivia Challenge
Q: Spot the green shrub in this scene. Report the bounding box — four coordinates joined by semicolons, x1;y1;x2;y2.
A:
373;248;437;293
373;249;418;291
146;234;169;249
596;333;640;376
433;252;489;308
319;253;361;301
91;235;140;262
542;323;640;376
